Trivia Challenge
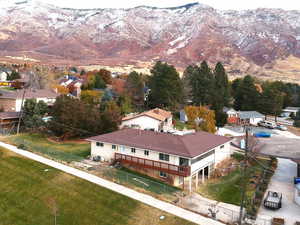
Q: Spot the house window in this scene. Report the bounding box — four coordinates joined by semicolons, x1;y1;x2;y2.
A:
131;148;136;153
144;150;149;156
159;153;169;162
120;146;126;153
112;145;116;150
220;145;224;149
159;171;167;178
96;142;104;147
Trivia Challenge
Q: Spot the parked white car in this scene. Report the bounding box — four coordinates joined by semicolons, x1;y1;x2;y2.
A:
258;121;276;129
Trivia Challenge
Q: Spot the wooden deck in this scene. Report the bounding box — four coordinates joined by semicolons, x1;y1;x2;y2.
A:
115;153;190;177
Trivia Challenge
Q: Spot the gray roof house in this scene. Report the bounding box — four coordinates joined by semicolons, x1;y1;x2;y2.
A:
238;111;264;125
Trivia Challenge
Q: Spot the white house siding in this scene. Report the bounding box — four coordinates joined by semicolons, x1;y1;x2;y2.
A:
15;97;56;112
91;142;115;161
0;72;7;81
15;99;22;112
90;141;181;166
249;118;263;126
190;153;215;174
214;142;232;164
190;142;231;174
121;116;162;131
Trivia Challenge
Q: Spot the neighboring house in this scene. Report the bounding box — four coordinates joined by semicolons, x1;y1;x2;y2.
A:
238;111;264;125
0;89;59;112
87;128;232;192
223;107;239;124
121;108;173;132
0;71;8;81
0;111;19;129
282;107;300;117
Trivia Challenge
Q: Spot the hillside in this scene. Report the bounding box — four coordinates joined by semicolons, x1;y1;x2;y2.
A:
0;0;300;82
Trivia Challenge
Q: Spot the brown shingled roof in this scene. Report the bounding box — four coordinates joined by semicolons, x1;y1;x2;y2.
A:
0;112;20;120
87;128;232;158
0;89;59;99
122;108;172;122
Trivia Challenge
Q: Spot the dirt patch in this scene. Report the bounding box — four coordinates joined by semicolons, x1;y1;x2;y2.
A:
50;172;75;184
288;126;300;136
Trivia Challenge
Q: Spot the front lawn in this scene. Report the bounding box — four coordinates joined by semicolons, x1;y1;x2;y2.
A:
2;133;90;162
0;147;195;225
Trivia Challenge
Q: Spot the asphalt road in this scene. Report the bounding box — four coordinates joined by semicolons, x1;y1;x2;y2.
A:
258;136;300;159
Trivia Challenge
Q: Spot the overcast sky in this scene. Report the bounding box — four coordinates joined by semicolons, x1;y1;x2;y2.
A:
42;0;300;10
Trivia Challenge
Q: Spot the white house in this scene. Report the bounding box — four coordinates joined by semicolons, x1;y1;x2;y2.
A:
0;89;59;112
121;108;173;132
0;71;8;81
282;107;300;117
87;128;232;192
238;111;264;125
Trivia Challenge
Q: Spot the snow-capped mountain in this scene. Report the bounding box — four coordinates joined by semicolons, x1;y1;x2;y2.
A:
1;0;300;81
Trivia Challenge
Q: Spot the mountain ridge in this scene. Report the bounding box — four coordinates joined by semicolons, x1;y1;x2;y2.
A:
0;1;300;82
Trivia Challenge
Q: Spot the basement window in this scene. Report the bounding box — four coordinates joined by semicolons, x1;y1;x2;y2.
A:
159;171;167;178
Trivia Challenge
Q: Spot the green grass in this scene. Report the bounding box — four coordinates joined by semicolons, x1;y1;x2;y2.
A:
104;167;180;195
198;155;271;207
0;147;195;225
0;86;16;91
174;119;186;130
3;133;90;162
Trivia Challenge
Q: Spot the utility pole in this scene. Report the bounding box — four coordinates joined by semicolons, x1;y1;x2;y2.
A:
16;88;26;134
16;71;32;134
239;127;249;225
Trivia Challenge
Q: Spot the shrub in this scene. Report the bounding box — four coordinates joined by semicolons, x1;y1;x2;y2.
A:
17;144;27;150
294;120;300;128
231;152;244;161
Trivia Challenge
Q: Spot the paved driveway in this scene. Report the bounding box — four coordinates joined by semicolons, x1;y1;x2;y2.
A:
258;136;300;159
258;158;300;225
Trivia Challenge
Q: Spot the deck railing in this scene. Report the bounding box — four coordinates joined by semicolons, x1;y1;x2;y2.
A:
115;153;190;177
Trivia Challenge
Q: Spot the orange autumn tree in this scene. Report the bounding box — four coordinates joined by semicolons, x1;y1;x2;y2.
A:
52;84;69;95
184;106;216;133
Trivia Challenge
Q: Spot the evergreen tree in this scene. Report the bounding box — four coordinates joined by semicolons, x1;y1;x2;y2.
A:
212;62;231;109
234;75;261;111
259;82;284;120
7;70;21;81
125;71;144;109
184;61;214;106
23;99;49;131
94;74;106;89
148;61;183;110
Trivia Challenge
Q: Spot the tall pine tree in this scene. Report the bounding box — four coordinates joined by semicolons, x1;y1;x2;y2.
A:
148;61;183;110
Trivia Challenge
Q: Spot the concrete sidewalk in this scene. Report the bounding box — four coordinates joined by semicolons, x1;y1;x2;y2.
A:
0;141;224;225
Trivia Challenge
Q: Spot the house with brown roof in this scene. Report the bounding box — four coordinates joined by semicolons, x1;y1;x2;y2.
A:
0;111;19;129
121;108;173;132
0;89;59;112
87;128;232;192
